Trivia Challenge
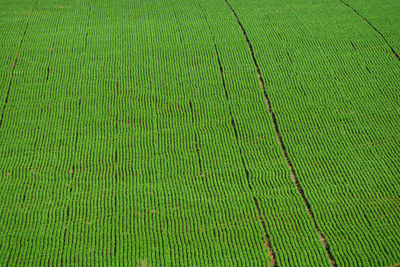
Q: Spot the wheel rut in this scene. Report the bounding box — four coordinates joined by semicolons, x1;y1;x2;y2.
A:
171;3;205;179
0;0;39;128
224;0;337;266
340;0;400;62
198;2;277;265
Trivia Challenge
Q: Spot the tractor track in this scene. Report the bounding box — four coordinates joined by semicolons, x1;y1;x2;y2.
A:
340;0;400;62
0;0;39;129
198;2;276;265
3;1;46;265
189;101;205;178
171;2;205;179
16;9;63;267
224;0;337;266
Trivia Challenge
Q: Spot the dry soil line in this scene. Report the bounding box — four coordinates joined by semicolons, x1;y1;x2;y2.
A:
224;1;337;266
170;1;205;179
230;112;277;266
0;0;38;129
23;12;62;202
340;0;400;62
18;13;63;266
197;2;276;265
189;101;205;178
171;3;205;179
4;0;39;262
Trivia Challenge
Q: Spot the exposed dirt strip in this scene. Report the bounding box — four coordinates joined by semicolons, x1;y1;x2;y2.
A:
189;101;205;178
171;2;205;179
340;0;400;62
0;0;39;128
22;13;63;266
223;1;337;266
23;14;64;197
198;2;276;265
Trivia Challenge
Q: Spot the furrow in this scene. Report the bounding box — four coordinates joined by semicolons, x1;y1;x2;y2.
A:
172;3;205;179
0;0;39;128
189;101;204;178
223;1;337;266
340;0;400;62
198;2;277;265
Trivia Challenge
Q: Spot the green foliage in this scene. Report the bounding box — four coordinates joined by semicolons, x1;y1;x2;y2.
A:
0;0;399;266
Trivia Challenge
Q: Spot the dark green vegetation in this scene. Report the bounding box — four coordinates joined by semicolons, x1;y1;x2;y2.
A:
1;0;399;265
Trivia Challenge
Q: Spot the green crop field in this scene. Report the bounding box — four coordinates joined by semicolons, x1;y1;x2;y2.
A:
1;0;399;266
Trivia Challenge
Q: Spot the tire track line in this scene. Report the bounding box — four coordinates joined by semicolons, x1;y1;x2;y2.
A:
23;13;62;205
171;3;205;179
197;2;276;265
0;0;39;128
223;1;337;266
3;2;38;265
189;101;205;178
8;8;63;266
340;0;400;62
